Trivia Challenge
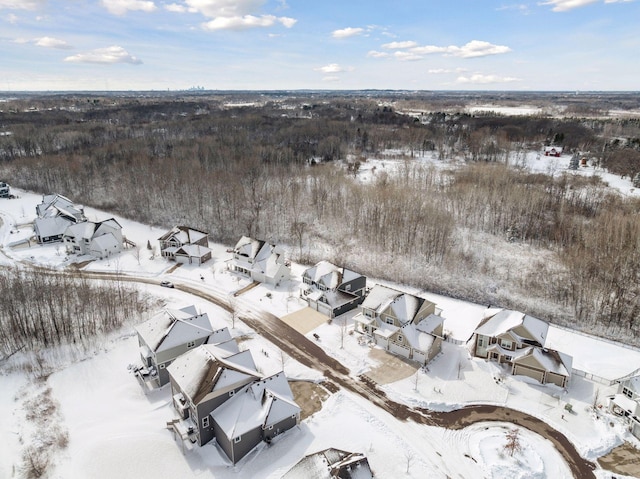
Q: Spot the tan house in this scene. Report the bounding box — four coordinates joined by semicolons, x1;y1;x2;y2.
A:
354;284;444;365
472;309;572;388
158;226;211;265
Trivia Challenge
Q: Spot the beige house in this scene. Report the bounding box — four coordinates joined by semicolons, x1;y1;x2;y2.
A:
472;309;572;388
354;284;444;365
229;236;290;286
159;225;212;265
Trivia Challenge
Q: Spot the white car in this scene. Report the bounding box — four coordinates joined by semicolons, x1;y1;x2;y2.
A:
160;280;174;288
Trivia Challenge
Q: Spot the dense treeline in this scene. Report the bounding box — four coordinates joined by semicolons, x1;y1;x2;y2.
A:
1;94;640;343
0;269;149;355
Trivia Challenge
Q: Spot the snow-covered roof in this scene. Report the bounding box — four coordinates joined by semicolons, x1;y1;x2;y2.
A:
34;216;74;238
168;346;260;404
176;244;211;258
475;309;548;346
158;225;208;245
64;221;95;240
514;348;572;377
362;284;431;325
373;323;398;339
400;322;435;353
135;306;213;353
90;233;120;254
626;376;640;394
611;394;638;414
416;314;444;335
282;448;373;479
316;290;358;309
233;235;266;259
303;260;342;289
210;372;299;440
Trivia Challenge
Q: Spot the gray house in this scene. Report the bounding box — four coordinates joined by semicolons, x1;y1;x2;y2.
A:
134;305;218;388
300;261;367;318
0;181;9;198
230;236;290;286
210;371;300;464
283;448;373;479
472;309;572;388
609;375;640;439
353;284;444;365
34;193;86;244
166;344;261;447
159;226;212;265
63;218;123;259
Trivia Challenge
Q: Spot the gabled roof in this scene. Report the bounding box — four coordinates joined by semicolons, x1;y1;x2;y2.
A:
34;216;73;238
361;285;430;325
135;306;214;354
283;448;373;479
158;225;208;245
233;235;266;260
37;194;84;221
210;372;299;440
64;218;122;242
513;347;573;377
176;244;211;258
168;345;260;404
623;376;640;394
475;309;548;346
90;233;120;253
303;260;343;290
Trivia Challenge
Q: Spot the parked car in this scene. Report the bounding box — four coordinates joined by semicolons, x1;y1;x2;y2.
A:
160;280;174;288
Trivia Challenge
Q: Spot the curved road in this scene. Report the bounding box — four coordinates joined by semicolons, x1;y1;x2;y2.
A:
80;272;596;478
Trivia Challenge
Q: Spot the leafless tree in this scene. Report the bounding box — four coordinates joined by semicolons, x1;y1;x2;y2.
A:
504;428;523;457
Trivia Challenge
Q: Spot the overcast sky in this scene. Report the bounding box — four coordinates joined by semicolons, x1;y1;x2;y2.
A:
1;0;638;91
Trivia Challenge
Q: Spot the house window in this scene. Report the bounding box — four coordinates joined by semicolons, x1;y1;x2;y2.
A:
500;339;513;350
159;363;165;369
234;436;241;443
229;390;235;397
623;387;633;399
385;317;394;325
345;284;351;291
397;335;403;343
187;341;196;348
363;310;373;318
477;336;487;347
268;425;273;430
202;417;209;428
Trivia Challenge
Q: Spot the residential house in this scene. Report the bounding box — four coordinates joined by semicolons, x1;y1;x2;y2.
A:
353;284;444;365
282;448;373;479
63;218;123;259
609;375;640;439
34;193;86;244
0;181;9;198
167;343;261;447
472;309;572;388
210;371;300;464
544;146;563;157
230;236;290;286
300;260;367;318
158;226;212;265
134;305;218;387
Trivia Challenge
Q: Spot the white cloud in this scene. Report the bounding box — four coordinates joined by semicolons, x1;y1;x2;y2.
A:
456;74;521;84
537;0;633;11
367;50;389;58
64;46;142;64
202;14;295;30
314;63;347;73
382;40;418;49
35;36;73;49
332;27;364;39
101;0;156;15
408;40;511;58
0;0;45;9
394;51;423;61
410;45;448;55
428;68;468;74
185;0;263;17
5;12;18;22
164;2;191;12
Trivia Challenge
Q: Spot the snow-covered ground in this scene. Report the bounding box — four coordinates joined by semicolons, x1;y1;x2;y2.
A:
2;183;640;479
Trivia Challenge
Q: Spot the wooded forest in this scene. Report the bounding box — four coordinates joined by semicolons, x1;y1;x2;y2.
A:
1;92;639;345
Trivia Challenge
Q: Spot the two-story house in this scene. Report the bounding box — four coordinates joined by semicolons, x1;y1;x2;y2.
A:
0;181;9;198
354;284;444;365
283;448;373;479
472;309;572;388
34;193;86;244
166;343;261;448
229;236;290;286
158;225;212;265
300;261;367;318
133;305;219;388
210;371;300;464
63;218;123;260
609;375;640;439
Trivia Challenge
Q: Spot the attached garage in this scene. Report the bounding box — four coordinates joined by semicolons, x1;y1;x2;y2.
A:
389;342;411;359
547;372;567;388
513;364;545;383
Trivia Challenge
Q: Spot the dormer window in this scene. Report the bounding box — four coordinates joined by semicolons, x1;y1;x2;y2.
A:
187;341;196;348
623;387;633;399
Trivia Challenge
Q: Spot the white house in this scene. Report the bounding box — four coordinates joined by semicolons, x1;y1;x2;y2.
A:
63;218;123;259
230;236;290;286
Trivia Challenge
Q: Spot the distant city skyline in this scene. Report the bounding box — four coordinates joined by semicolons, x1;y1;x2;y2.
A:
1;0;638;91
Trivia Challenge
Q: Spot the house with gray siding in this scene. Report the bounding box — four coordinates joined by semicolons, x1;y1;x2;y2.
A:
159;226;212;265
133;305;218;388
0;181;10;198
609;374;640;439
283;448;373;479
166;343;261;447
210;371;300;464
300;260;367;318
230;236;290;286
353;284;444;365
472;309;572;388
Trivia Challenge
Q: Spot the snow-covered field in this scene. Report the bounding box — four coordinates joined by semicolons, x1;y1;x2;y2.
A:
1;178;640;479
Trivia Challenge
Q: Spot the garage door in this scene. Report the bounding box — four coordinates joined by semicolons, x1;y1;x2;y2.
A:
513;365;544;383
546;372;566;388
